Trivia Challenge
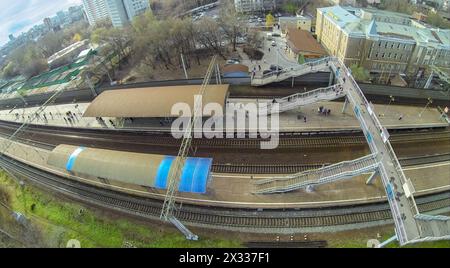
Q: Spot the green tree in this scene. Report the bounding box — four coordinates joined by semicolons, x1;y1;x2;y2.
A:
283;3;297;16
350;64;370;82
266;13;275;27
8;43;48;78
1;62;19;79
91;26;131;67
36;31;65;58
132;11;175;71
426;12;450;29
380;0;415;15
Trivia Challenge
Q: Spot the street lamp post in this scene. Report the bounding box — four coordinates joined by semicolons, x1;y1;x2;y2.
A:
419;97;433;117
381;95;395;117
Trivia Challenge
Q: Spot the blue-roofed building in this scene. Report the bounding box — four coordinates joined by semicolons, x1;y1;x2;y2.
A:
316;5;450;76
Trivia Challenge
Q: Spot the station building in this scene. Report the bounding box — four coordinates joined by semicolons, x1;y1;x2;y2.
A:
315;5;450;76
286;27;328;62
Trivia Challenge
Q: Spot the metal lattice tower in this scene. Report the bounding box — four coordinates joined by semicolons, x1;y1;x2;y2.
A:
160;55;218;224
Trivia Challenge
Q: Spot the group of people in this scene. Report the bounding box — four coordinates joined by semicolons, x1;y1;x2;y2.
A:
318;106;331;116
63;110;79;126
333;84;345;96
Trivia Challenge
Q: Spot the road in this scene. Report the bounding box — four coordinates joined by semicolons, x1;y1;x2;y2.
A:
242;27;300;75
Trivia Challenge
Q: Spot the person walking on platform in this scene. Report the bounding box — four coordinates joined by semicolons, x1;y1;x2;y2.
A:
304;116;307;123
327;109;331;116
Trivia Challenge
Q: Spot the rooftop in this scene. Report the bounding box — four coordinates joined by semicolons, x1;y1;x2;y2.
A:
318;5;450;48
286;27;328;55
222;64;249;74
83;85;230;118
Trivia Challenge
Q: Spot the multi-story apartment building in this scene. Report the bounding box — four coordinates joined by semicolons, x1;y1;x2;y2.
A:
68;6;86;23
106;0;150;27
83;0;150;27
123;0;150;19
83;0;110;26
316;5;450;76
279;15;312;32
105;0;129;27
234;0;275;13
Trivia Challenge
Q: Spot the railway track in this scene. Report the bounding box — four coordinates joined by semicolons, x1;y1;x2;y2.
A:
2;130;449;175
0;119;448;151
212;153;450;174
243;241;328;248
1;154;449;233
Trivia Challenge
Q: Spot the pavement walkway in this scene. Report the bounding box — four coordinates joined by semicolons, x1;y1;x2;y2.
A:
0;99;447;132
239;28;299;76
0;135;448;209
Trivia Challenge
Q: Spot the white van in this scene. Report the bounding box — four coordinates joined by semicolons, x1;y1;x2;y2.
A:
267;33;273;41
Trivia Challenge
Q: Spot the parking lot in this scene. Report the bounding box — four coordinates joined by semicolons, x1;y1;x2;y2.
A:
237;26;299;77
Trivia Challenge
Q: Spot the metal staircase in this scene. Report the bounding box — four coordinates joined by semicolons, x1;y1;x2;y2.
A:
412;214;450;243
251;56;450;246
260;84;345;115
251;57;332;86
253;154;379;194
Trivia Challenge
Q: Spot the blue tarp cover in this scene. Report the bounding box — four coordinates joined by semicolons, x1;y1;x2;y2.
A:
154;156;212;194
64;148;212;194
66;147;85;172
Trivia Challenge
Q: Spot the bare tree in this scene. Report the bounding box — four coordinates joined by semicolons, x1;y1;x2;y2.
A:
218;0;244;52
195;18;226;59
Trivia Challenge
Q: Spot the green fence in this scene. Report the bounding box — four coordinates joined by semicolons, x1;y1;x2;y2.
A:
19;50;96;91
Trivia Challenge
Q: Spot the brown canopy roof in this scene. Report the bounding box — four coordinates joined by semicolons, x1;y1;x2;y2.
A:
287;27;327;56
222;64;249;74
83;84;230;118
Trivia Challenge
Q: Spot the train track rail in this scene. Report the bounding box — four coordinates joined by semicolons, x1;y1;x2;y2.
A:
1;154;449;233
243;241;328;248
0;119;448;151
2;131;449;175
212;153;450;174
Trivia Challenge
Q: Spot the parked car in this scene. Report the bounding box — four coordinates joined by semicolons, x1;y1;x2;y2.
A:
236;37;246;44
226;59;240;65
271;41;277;46
263;69;282;76
270;65;283;71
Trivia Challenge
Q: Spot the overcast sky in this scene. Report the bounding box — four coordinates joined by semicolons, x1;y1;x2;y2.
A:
0;0;82;46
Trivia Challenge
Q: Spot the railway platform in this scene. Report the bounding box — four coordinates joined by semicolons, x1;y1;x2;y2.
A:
1;135;448;211
0;99;447;133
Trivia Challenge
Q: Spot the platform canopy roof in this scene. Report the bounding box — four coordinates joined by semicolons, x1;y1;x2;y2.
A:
83;84;230;118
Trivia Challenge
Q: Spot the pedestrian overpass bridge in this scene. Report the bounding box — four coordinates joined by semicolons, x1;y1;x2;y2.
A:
258;84;346;115
252;57;450;246
251;58;332;87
